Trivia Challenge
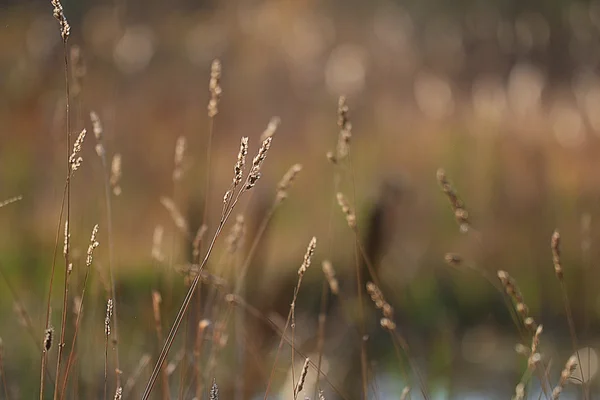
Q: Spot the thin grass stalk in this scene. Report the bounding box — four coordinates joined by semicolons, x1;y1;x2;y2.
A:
264;237;316;400
142;186;247;400
151;291;170;400
53;24;72;400
580;214;592;399
104;317;109;400
346;150;370;400
227;295;350;400
205;307;233;387
314;280;328;397
193;320;210;400
60;225;99;400
0;267;44;355
262;281;302;399
552;230;585;399
94;114;122;390
0;338;9;400
40;183;67;400
123;354;151;398
194;64;221;388
390;331;429;399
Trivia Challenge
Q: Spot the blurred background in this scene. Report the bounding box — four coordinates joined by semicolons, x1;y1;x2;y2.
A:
2;0;600;398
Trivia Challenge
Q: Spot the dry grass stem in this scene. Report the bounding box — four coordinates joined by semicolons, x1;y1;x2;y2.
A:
69;129;86;173
551;356;577;399
233;137;249;188
294;358;310;398
336;193;356;229
160;197;189;236
50;0;70;41
551;230;563;280
246;136;273;190
173;136;187;182
151;225;165;262
0;196;22;208
259;117;281;141
44;327;54;352
497;270;536;330
275;164;302;203
322;260;339;295
110;154;122;196
208;60;222;117
436;168;470;233
209;380;219;400
400;386;411;400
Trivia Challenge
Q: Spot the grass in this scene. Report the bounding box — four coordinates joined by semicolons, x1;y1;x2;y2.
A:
0;1;596;399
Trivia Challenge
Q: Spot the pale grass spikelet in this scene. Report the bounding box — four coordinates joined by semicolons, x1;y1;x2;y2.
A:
513;383;525;400
336;192;356;229
90;111;105;157
436;168;470;233
294;358;310;397
192;224;208;261
70;46;86;97
552;356;578;399
322;260;339;295
151;291;162;330
400;386;411;400
63;221;69;256
86;224;100;267
160;197;189;235
13;303;28;328
223;190;233;206
0;195;22;208
551;230;563;280
259;116;281;141
73;295;82;317
69;128;87;173
336;96;352;161
298;237;317;276
366;282;394;319
209;379;219;400
444;252;462;267
208;59;222;117
318;390;326;400
110;154;122;196
151;225;165;262
380;317;396;331
44;326;54;351
173;136;187;181
225;215;245;254
50;0;70;41
245;136;273;190
105;299;114;336
113;386;123;400
233;137;249;187
275;163;302;203
497;270;535;328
